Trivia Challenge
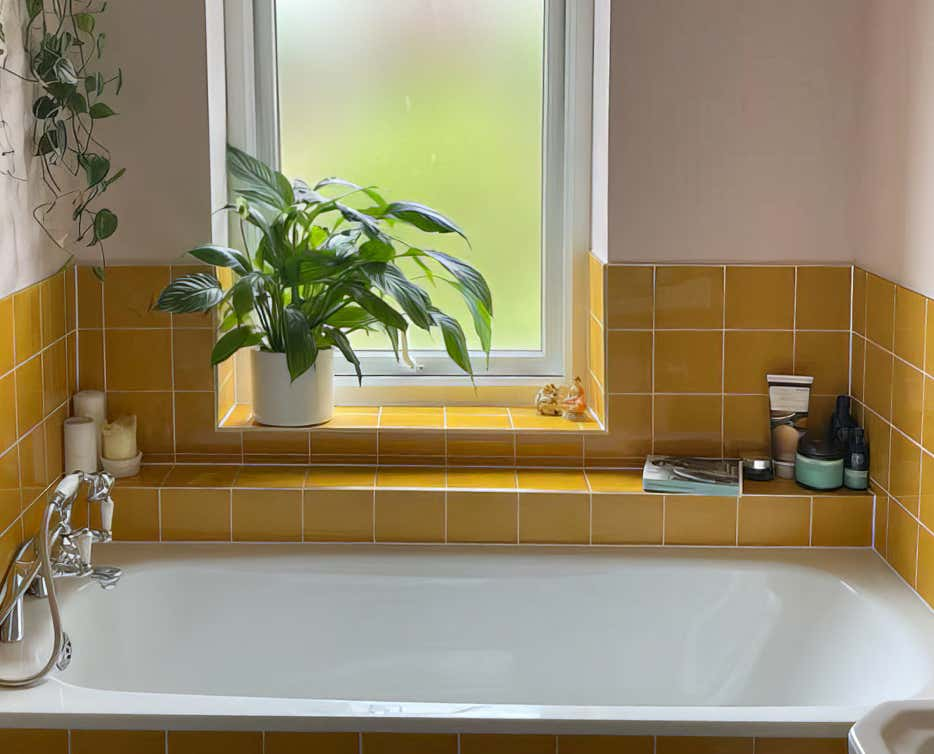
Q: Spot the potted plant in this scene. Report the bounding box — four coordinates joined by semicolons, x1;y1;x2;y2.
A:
154;146;492;426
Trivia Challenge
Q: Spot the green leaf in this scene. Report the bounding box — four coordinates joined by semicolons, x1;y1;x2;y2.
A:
313;177;385;207
78;152;110;186
383;201;467;241
92;266;105;282
67;91;87;114
211;326;263;365
442;280;492;358
368;263;434;330
326;327;362;385
421;249;492;314
431;309;473;377
93;208;118;241
154;273;224;313
26;0;42;22
74;12;95;33
53;57;78;85
347;286;407;332
32;96;58;119
187;244;251;275
337;203;382;240
89;102;116;119
227;144;291;211
229;273;259;318
283;307;318;381
103;167;126;188
358;237;395;263
36;129;58;156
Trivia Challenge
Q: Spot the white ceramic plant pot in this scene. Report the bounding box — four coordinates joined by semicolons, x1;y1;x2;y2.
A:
251;347;334;427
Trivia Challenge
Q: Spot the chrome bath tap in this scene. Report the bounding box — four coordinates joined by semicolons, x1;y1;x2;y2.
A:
0;471;122;687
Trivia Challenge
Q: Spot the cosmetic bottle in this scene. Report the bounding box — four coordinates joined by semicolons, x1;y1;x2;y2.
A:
829;395;858;446
844;428;869;491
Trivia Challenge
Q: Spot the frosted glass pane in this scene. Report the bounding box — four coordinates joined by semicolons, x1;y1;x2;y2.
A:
276;0;545;351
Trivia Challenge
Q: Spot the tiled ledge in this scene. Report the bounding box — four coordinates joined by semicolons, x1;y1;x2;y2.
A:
219;404;603;432
101;464;875;548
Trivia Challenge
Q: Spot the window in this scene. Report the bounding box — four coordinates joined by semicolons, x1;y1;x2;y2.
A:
225;0;592;388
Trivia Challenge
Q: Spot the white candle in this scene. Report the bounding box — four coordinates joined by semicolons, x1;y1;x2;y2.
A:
64;417;98;473
101;415;137;461
73;390;107;467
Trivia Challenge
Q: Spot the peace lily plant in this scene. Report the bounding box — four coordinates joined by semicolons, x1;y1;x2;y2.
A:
155;146;492;426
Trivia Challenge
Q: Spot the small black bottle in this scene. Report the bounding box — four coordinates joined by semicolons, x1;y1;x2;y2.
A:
829;395;858;446
844;428;869;491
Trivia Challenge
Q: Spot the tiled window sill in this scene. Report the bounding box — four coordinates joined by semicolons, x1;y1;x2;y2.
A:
219;404;604;432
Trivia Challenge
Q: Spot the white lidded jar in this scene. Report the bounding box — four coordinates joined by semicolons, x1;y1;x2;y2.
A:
250;347;334;427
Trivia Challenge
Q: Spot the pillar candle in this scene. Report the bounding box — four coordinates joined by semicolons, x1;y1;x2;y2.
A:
101;415;137;461
72;390;107;467
64;417;98;474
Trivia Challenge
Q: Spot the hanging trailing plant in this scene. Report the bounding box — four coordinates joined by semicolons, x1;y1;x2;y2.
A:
1;0;123;276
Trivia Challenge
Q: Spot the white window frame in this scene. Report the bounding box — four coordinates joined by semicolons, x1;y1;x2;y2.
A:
223;0;593;402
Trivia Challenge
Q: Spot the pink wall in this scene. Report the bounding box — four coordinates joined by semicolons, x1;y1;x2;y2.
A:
605;0;867;264
858;0;934;298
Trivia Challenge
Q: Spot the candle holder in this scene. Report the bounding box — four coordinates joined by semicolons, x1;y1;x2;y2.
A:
101;451;142;479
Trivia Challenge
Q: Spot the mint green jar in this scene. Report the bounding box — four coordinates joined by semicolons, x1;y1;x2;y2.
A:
795;435;845;491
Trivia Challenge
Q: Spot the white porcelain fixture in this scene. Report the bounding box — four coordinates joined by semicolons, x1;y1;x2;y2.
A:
1;545;933;736
849;700;934;754
251;347;334;426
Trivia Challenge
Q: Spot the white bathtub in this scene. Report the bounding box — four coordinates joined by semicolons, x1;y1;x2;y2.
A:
0;544;932;737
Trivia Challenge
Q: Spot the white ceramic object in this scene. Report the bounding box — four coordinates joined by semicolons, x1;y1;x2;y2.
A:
849;700;934;754
2;546;934;735
63;416;98;473
251;347;334;426
101;451;142;479
72;390;107;468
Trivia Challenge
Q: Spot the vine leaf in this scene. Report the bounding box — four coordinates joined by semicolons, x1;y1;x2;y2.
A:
93;209;118;242
89;102;115;119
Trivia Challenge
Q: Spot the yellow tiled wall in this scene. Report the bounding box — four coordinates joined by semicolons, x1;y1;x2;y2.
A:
851;267;934;610
0;729;848;754
0;268;75;571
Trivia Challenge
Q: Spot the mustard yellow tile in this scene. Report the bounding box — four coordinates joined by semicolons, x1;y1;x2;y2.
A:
72;730;165;754
665;496;736;545
0;296;14;375
446;413;512;430
242;429;309;462
446;406;509;416
589;253;605;325
447;467;516;489
40;273;66;347
922;452;934;530
812;496;874;546
794;332;850;396
584;395;652;462
0;729;68;754
108;391;174;456
105;329;173;390
589;315;605;387
891;361;924;443
518;469;588;492
894;286;926;367
515;431;583;466
161;489;231;541
864;342;894;420
851;335;865;402
586;469;643;493
77;266;103;328
362;733;457;754
15;356;43;434
887;499;919;585
234;465;306;488
0;373;16;453
754;740;846;754
875;490;889;554
13;284;42;364
375;490;445;541
592;494;662;544
377;466;445;488
103;265;172;328
446;430;515;466
104;487;159;541
738;496;810;546
723;395;770;458
305;466;376;488
43;406;64;483
606;265;653;329
656;266;723;329
447;491;518;543
725;266;795;329
232;489;301;541
795;267;852;331
379;411;444;429
114;464;171;488
519;492;589;543
654;395;722;457
925;376;934;454
509;407;586;431
0;447;21;534
173;327;214;390
724;331;793;394
378;429;444;465
559;736;654;754
866;411;891;489
866;273;896;349
310;428;378;463
381;405;444;416
890;431;921;515
853;267;867;336
654;331;723;393
265;732;358;754
319;412;379;429
606;330;652;394
168;731;262;754
18;424;47;506
461;735;555;754
928;301;934;372
77;329;104;391
303;488;373;541
41;338;67;415
917;525;934;609
334;405;381;415
163;464;238;487
174;391;242;455
656;738;753;754
64;265;76;332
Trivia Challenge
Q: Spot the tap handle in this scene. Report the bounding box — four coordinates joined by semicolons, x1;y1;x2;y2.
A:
86;472;115;504
53;473;83;508
99;497;114;533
